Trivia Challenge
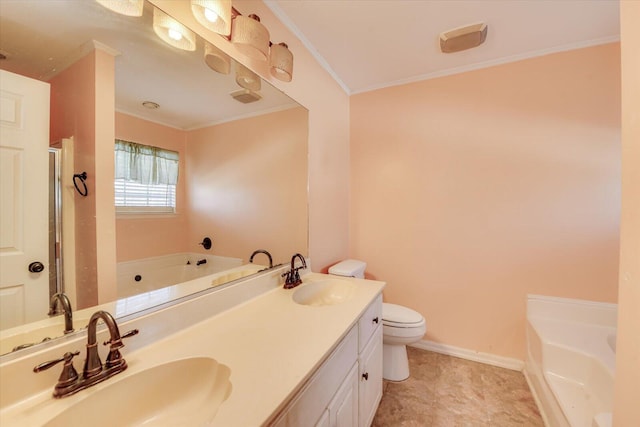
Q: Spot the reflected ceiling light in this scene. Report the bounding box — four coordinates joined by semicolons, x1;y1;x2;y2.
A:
269;42;293;82
235;62;261;91
95;0;144;17
231;14;270;61
142;101;160;109
191;0;232;36
153;8;196;51
204;42;231;74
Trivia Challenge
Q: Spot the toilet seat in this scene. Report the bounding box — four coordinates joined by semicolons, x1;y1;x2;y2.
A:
382;303;424;328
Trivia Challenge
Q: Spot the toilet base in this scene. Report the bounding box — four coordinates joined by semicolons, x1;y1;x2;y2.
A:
383;343;410;381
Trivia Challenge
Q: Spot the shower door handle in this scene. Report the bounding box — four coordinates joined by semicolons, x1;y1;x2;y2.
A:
28;261;45;273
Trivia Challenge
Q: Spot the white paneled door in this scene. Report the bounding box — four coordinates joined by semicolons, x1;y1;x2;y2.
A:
0;70;50;330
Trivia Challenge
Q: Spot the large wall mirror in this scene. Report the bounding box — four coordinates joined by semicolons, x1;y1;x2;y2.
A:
0;0;308;356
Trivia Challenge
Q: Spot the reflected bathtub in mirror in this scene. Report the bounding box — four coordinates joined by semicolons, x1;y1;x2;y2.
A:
0;0;308;356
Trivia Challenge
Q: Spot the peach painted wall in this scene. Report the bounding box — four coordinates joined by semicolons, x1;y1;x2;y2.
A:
149;0;350;272
350;43;621;360
94;49;117;305
50;48;117;308
613;2;640;425
114;112;188;262
186;107;308;264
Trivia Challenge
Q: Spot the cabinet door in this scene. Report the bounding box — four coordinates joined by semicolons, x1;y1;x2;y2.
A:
329;364;359;427
359;327;383;427
315;409;330;427
271;328;358;426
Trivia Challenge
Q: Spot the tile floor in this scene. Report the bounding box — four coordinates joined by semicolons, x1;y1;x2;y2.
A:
372;347;544;426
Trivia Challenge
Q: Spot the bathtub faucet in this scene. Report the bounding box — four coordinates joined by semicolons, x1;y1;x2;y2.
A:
282;253;306;289
196;259;207;266
249;249;273;268
48;292;74;334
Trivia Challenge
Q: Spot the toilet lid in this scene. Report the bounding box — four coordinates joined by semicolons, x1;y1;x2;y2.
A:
382;303;424;325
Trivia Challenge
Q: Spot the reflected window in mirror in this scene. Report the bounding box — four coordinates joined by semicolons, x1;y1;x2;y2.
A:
0;0;309;356
114;140;179;214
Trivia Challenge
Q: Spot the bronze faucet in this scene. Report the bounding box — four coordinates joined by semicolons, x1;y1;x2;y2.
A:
33;310;138;398
249;249;273;268
48;293;74;334
282;253;307;289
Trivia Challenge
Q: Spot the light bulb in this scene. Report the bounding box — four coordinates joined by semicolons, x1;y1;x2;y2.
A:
190;0;231;36
204;8;219;23
168;28;183;41
153;7;196;51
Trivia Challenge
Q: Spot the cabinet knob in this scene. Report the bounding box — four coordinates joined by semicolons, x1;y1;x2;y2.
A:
362;372;369;381
372;317;379;324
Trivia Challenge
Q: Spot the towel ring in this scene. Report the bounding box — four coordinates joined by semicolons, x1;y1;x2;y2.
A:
73;172;88;197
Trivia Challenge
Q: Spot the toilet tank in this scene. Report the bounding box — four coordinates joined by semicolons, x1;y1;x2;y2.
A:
329;259;366;279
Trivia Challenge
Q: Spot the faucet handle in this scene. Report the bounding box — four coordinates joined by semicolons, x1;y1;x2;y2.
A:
103;329;138;370
34;351;80;390
103;328;139;346
33;351;80;373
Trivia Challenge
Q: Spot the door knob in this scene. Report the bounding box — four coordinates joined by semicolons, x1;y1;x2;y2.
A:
28;261;44;273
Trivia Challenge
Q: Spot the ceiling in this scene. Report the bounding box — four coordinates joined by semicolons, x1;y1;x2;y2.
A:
0;0;298;130
267;0;621;94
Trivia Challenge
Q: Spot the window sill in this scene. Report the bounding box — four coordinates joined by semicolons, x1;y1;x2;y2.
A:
116;211;178;220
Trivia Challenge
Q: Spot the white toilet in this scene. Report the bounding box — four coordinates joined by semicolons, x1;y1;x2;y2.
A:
329;260;427;382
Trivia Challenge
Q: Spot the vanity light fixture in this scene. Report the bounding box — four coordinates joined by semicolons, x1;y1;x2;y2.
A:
191;0;232;37
269;42;293;82
235;62;261;91
153;8;196;51
204;42;231;74
95;0;144;17
231;14;270;61
190;5;295;81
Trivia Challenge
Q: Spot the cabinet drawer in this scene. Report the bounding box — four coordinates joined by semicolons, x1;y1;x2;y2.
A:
358;294;382;352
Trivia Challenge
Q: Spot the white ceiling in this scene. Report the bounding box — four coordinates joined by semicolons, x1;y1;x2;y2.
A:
267;0;620;94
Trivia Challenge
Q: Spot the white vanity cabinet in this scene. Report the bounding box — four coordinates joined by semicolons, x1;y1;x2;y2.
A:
272;295;383;427
357;295;383;427
326;364;359;426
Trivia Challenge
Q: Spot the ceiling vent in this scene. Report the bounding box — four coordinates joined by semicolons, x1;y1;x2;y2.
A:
440;23;488;53
230;88;262;104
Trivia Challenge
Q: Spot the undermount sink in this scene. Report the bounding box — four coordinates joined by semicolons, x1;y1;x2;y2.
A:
292;280;356;307
44;357;232;427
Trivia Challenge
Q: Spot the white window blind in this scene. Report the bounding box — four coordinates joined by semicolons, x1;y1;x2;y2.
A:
114;140;178;214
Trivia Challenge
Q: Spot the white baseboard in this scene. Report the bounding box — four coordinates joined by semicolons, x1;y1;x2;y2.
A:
409;339;524;371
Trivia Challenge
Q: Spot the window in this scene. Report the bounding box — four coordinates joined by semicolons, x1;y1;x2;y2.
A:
114;140;179;214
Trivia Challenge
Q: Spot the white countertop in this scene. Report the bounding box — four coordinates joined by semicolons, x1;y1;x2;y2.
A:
0;273;385;426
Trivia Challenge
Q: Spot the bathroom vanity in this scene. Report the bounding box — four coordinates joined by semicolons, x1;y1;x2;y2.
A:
0;268;385;426
272;294;383;427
